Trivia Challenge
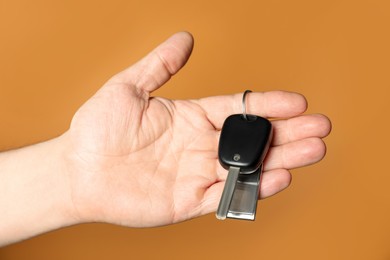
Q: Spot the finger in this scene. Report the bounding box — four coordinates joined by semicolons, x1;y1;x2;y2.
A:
264;137;326;171
199;168;291;215
271;114;332;146
259;168;292;198
196;91;307;129
109;31;194;93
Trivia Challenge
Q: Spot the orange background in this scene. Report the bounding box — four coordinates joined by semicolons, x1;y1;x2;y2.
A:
1;0;390;259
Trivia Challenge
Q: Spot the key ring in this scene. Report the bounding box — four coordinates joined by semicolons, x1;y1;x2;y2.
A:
242;90;252;121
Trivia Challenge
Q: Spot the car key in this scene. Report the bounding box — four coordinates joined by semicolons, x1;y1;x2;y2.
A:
216;91;273;220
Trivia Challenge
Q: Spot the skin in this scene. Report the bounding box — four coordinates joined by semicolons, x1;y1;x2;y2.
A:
0;32;331;246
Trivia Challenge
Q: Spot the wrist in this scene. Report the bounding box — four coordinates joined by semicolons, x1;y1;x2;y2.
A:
49;133;83;226
0;133;80;245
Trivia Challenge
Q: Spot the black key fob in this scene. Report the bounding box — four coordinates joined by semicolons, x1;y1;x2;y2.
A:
218;114;272;174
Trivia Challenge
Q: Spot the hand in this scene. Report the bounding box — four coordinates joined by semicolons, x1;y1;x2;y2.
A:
65;32;331;227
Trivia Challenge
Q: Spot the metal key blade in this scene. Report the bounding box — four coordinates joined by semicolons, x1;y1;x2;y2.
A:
216;166;240;220
227;166;262;220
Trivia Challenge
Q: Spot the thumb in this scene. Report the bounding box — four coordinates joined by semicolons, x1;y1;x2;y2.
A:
109;31;194;93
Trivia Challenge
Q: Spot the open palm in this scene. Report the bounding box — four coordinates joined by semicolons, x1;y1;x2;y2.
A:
65;32;331;227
